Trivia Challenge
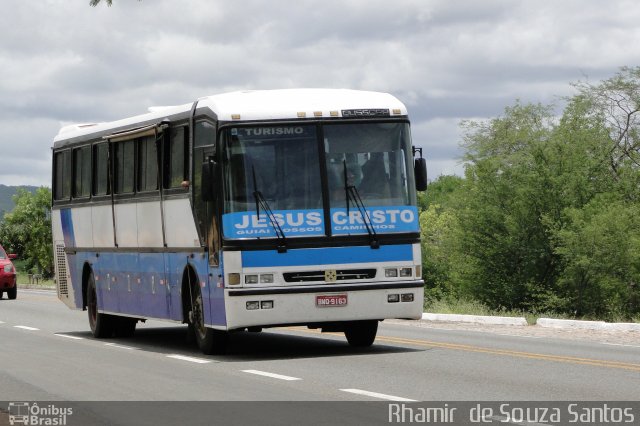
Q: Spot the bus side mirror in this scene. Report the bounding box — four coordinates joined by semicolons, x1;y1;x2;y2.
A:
201;158;217;202
8;254;17;260
414;157;427;191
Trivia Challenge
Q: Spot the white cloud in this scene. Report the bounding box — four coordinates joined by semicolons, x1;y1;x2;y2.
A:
0;0;636;186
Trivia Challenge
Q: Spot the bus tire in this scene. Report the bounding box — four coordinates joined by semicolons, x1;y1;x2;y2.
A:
189;279;228;355
87;272;114;338
7;285;16;300
344;320;378;347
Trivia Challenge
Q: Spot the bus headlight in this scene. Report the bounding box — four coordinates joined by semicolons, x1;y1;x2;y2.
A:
401;293;414;302
4;264;13;273
399;267;413;278
246;301;260;310
246;300;274;310
259;274;274;284
244;274;274;284
385;268;398;278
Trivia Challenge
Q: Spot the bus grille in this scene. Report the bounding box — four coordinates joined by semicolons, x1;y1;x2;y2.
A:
283;269;376;283
55;244;68;296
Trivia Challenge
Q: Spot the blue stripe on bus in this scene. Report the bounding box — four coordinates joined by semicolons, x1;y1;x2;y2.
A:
60;208;76;247
241;244;414;268
69;251;226;327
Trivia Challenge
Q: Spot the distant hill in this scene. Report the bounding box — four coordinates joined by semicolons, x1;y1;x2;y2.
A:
0;185;39;219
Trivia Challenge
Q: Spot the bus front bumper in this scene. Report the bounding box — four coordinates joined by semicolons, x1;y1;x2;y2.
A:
221;281;424;330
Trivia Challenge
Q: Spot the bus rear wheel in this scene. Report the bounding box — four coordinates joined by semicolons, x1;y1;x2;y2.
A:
344;320;378;347
87;272;114;338
189;282;228;355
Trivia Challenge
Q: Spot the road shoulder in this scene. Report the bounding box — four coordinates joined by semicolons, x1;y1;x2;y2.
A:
390;318;640;346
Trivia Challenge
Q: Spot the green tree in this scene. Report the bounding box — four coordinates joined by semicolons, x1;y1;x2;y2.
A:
0;188;53;276
418;175;466;302
545;67;640;319
447;67;640;319
420;204;464;302
417;175;463;212
457;102;562;310
572;66;640;181
553;197;640;319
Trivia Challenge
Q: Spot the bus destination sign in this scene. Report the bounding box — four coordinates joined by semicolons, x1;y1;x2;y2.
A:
341;109;390;118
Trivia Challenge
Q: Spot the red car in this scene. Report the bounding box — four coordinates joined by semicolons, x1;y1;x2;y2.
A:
0;244;17;300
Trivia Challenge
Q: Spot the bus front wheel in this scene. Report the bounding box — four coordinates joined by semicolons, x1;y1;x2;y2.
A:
344;320;378;347
189;282;228;355
87;272;114;338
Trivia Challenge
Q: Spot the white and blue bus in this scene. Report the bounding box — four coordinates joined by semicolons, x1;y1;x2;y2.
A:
52;89;427;354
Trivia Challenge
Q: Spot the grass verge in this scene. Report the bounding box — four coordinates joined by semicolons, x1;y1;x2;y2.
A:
16;271;55;288
425;298;639;324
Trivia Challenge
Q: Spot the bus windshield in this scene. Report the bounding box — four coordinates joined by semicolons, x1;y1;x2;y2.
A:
324;122;416;208
221;122;418;239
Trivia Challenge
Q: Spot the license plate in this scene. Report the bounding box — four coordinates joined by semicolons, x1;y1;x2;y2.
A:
316;294;348;307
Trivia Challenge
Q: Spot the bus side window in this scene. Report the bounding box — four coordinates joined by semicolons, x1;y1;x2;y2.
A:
166;126;188;189
137;136;158;192
193;119;217;256
72;145;91;199
114;140;135;194
54;150;71;201
194;121;215;147
93;143;110;196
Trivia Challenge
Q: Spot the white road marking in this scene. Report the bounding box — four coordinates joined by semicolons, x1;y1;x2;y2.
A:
0;321;5;324
104;343;138;350
54;333;84;340
494;333;544;339
166;354;211;364
600;342;640;348
600;342;623;346
241;370;301;381
339;388;416;402
14;325;39;331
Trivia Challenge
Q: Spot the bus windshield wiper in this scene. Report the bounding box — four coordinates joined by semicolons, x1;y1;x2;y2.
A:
343;160;379;249
252;166;287;253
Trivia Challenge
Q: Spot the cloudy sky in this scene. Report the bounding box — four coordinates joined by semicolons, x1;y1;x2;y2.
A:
1;0;638;186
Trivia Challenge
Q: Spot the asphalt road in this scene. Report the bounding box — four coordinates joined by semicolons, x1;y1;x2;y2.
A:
0;289;639;424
